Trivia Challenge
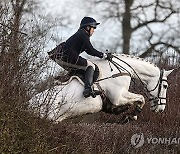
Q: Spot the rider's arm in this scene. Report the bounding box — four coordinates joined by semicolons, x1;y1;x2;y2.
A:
82;34;103;58
85;41;103;58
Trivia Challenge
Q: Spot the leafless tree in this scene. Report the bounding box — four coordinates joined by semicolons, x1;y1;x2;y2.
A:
84;0;180;57
0;0;68;152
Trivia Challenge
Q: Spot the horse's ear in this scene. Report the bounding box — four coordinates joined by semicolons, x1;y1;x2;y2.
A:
165;69;174;77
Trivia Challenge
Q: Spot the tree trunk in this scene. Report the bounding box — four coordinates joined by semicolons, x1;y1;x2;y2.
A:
122;0;133;54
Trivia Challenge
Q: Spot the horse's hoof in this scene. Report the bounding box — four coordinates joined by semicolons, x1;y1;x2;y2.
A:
133;116;138;120
121;118;130;124
121;115;130;124
121;114;136;124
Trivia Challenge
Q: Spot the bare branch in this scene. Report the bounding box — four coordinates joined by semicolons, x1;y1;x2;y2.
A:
140;42;180;58
132;9;176;32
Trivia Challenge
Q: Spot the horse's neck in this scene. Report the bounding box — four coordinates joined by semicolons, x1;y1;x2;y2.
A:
92;55;160;83
115;55;160;83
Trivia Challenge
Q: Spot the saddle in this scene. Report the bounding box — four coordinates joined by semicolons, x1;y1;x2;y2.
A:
47;42;65;61
54;64;100;85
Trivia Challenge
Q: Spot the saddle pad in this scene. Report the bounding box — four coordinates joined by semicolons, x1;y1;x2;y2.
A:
54;64;101;84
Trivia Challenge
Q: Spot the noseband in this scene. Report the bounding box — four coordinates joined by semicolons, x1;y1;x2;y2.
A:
148;70;168;107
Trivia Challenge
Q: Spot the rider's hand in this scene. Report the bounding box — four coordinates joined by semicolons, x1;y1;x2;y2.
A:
103;53;113;61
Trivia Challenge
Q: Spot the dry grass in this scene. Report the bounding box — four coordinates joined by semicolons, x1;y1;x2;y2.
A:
0;59;179;153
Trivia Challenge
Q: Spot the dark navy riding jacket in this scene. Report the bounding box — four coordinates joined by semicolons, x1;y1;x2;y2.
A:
61;29;104;66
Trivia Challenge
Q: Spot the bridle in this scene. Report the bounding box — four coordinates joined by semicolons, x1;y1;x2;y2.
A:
108;55;168;108
148;69;168;108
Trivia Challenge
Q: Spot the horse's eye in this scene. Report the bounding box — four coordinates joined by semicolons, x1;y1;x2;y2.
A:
163;85;168;89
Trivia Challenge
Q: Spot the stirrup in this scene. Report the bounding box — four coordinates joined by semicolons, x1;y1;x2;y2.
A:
91;90;102;98
83;88;101;98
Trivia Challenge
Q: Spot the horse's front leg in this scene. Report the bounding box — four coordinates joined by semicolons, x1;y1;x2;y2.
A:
120;91;145;123
108;90;145;123
103;76;145;122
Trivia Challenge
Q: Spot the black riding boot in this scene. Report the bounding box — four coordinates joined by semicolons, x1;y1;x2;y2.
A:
83;66;94;98
83;66;101;98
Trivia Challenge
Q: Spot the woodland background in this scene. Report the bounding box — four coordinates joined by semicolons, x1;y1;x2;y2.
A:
0;0;179;153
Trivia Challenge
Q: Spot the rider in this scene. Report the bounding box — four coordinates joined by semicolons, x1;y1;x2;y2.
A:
51;17;111;98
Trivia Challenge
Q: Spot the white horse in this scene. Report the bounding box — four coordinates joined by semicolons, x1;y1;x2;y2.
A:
29;54;173;122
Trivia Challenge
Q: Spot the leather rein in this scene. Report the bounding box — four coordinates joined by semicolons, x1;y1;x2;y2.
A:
97;55;167;107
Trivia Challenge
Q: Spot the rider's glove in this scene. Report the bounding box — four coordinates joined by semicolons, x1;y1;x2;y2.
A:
103;53;113;61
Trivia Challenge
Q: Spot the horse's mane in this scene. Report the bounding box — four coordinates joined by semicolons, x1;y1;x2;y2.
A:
114;53;158;68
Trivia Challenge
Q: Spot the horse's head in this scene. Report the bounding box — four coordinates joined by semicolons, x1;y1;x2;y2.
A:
148;69;173;113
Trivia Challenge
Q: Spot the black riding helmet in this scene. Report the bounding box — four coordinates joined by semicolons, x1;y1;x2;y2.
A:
80;17;100;29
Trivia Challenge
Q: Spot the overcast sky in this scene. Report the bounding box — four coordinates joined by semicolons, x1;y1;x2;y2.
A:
39;0;179;75
41;0;89;30
41;0;113;52
40;0;180;55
